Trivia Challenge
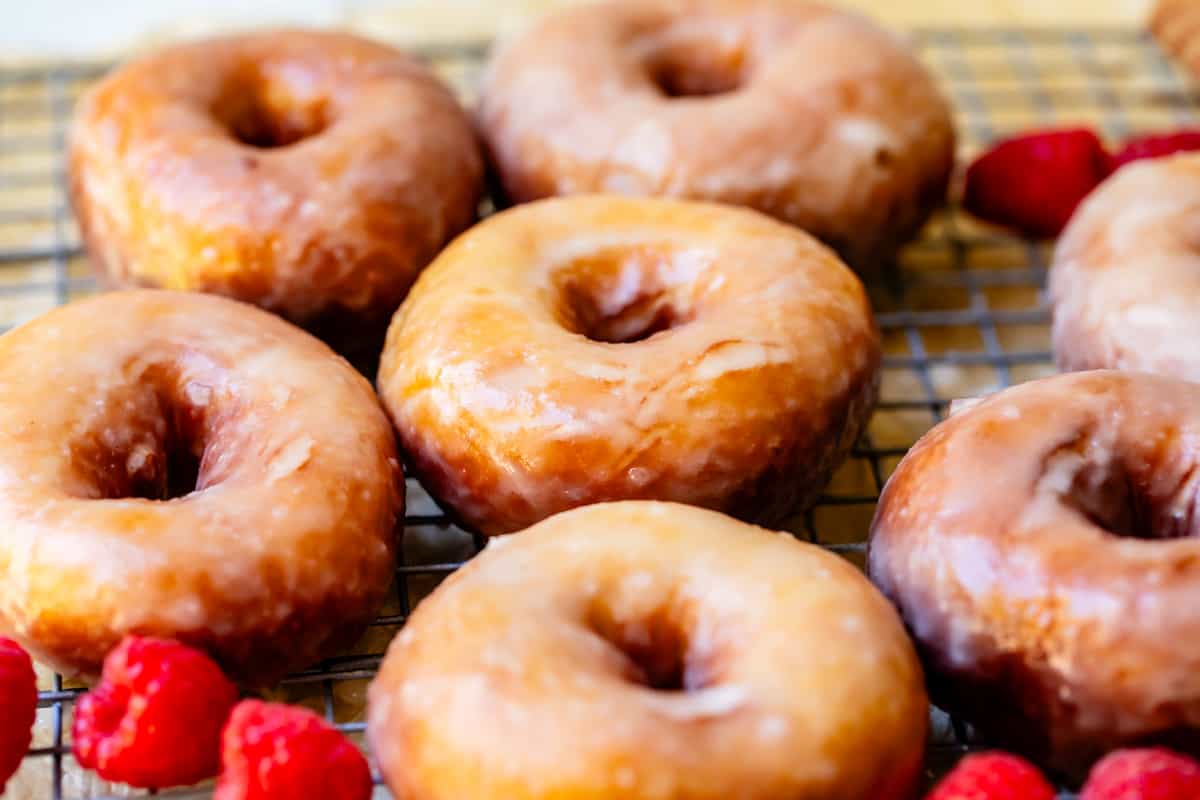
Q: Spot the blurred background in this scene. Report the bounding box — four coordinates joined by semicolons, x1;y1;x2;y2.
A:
0;0;1159;59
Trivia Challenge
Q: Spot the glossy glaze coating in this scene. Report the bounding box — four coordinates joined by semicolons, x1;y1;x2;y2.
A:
869;371;1200;778
1153;0;1200;74
69;29;484;360
377;195;880;536
0;291;401;685
478;0;955;269
369;501;927;800
1051;153;1200;380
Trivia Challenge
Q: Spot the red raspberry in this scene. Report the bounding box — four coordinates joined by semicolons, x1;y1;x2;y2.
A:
0;638;37;792
926;752;1056;800
215;700;372;800
962;128;1112;238
72;635;237;788
1112;131;1200;169
1080;747;1200;800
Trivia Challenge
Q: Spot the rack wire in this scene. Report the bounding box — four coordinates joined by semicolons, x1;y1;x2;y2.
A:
0;24;1195;799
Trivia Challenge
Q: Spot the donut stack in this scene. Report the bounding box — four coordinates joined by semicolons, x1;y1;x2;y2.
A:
0;0;1191;798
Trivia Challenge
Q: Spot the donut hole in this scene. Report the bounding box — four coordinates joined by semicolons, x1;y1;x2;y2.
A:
643;42;748;98
553;246;700;344
71;381;215;502
1052;438;1200;540
587;606;707;692
214;73;330;149
562;283;684;344
225;99;328;149
124;433;204;501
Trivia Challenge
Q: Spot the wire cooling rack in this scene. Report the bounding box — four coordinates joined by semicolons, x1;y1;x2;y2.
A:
0;24;1195;800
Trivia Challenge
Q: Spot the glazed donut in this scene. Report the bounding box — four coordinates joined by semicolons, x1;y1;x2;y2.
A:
1152;0;1200;76
868;370;1200;777
1051;153;1200;379
377;195;880;536
69;29;484;362
477;0;955;269
0;290;401;685
369;501;927;800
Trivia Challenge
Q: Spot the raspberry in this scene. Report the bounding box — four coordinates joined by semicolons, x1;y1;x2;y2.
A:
215;700;372;800
926;752;1056;800
0;638;37;792
1080;748;1200;800
962;128;1112;238
71;635;237;788
1112;131;1200;169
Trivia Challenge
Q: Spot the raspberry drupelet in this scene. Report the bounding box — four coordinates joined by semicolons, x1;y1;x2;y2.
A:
72;636;237;788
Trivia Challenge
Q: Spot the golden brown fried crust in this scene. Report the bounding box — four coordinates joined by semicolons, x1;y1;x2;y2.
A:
869;370;1200;778
0;291;402;686
377;196;881;536
369;502;927;800
1152;0;1200;76
478;0;955;270
69;29;484;361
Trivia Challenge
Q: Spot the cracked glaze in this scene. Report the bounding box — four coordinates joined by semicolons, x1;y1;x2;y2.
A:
0;291;401;685
369;501;927;800
377;196;880;536
1051;153;1200;380
478;0;955;269
69;29;484;358
868;371;1200;777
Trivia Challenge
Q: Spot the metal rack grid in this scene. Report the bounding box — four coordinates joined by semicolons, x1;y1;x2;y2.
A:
0;24;1194;799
